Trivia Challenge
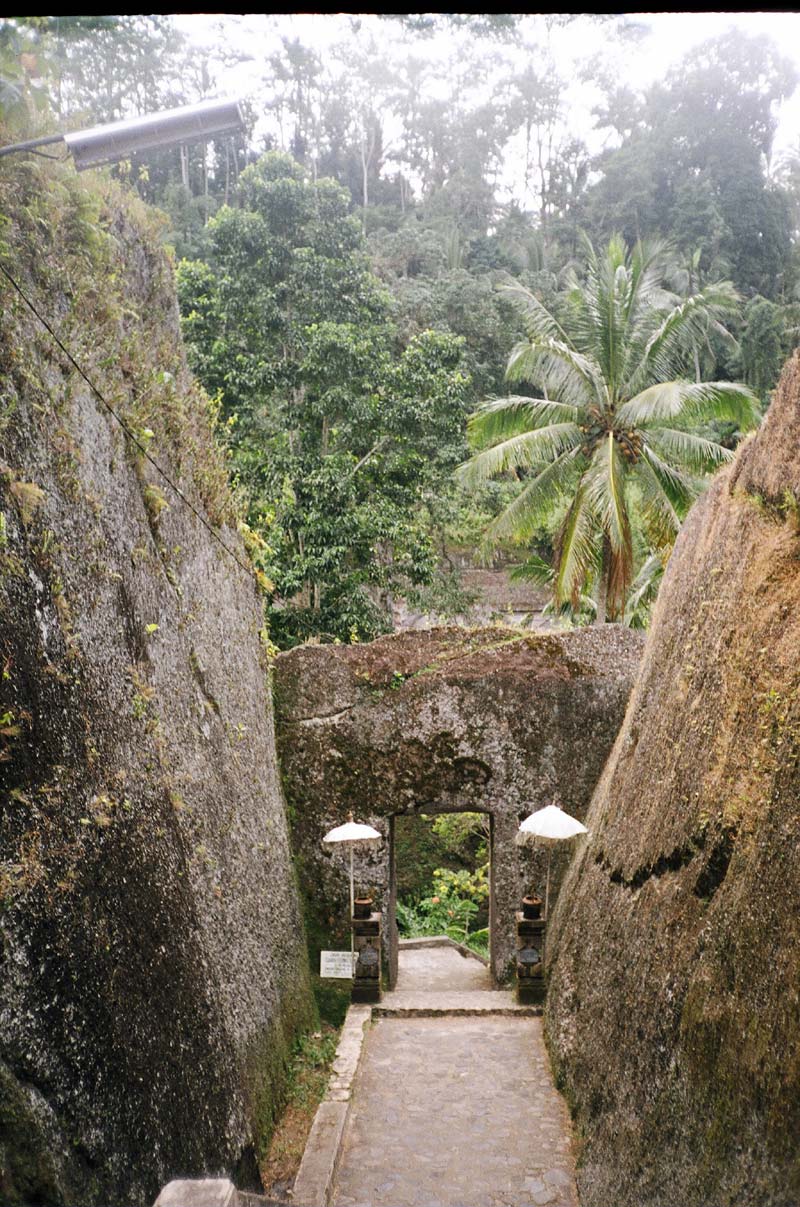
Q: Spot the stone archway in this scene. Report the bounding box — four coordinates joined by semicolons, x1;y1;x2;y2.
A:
274;626;642;984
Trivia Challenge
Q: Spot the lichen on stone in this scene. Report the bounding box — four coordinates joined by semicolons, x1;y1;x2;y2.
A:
545;351;800;1207
0;153;313;1205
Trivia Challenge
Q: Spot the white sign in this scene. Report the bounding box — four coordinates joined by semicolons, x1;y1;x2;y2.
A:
320;950;356;979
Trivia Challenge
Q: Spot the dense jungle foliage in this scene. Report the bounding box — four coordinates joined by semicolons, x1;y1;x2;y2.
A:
2;14;799;643
394;812;490;959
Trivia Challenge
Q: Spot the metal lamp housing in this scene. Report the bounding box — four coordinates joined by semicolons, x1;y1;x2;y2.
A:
65;98;244;171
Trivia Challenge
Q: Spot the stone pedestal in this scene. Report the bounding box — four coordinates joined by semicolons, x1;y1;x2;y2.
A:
516;911;546;1005
154;1180;238;1207
352;911;381;1003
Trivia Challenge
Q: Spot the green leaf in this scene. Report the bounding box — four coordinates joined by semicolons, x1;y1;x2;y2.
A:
509;553;555;586
467;396;580;444
584;432;629;555
639;444;699;513
456;423;582;488
553;482;599;607
485;445;585;542
617;380;760;429
646;427;734;472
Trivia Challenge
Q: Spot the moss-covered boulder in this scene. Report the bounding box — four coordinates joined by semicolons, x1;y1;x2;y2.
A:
546;352;800;1207
0;156;313;1205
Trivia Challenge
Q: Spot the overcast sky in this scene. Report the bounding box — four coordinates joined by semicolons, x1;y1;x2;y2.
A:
173;10;800;194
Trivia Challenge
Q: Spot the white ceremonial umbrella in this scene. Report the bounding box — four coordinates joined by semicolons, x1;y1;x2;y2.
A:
322;812;382;963
516;803;588;918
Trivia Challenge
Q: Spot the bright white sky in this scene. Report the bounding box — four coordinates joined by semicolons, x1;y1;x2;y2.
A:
174;10;800;199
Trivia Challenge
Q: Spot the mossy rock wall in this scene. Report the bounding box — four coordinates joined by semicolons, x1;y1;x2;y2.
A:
546;352;800;1207
273;625;642;983
0;157;313;1205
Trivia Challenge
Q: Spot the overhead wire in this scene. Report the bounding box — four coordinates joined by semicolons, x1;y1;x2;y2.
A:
0;260;258;586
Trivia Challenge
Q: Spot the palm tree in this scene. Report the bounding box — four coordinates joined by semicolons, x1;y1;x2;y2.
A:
457;235;760;622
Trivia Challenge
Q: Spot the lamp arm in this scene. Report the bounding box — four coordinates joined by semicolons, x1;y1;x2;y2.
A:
0;134;64;160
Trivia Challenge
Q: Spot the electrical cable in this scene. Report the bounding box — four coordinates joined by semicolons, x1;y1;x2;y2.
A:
25;148;70;162
0;260;258;586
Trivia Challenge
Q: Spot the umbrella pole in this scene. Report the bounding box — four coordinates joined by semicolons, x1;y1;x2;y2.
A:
546;848;551;920
350;845;355;973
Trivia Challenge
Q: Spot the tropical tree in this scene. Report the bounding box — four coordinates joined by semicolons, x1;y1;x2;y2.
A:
457;235;761;622
178;152;471;647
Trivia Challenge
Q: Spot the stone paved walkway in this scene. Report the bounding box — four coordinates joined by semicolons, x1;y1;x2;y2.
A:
377;944;537;1016
330;946;578;1207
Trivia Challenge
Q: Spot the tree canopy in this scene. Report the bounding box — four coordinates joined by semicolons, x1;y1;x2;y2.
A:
3;14;798;634
178;153;471;645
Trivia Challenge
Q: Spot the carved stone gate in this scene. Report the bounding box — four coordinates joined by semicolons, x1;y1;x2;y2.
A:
274;626;642;984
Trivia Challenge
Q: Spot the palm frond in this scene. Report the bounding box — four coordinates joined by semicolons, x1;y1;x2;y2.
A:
498;278;573;347
467;396;580;444
623;551;667;628
579;240;624;391
617;380;760;429
646;426;734;472
554;481;600;607
509;553;554;586
639;444;700;514
456;423;582;489
627;238;674;316
580;432;634;611
630;283;740;389
506;336;603;407
584;432;630;555
485;445;585;541
630;454;682;547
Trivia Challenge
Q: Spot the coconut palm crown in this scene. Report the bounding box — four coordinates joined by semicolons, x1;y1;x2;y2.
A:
457;235;761;621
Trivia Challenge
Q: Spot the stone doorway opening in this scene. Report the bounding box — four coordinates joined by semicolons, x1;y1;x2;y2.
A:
386;809;496;989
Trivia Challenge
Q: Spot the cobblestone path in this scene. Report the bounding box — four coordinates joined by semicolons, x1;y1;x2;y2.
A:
330;946;578;1207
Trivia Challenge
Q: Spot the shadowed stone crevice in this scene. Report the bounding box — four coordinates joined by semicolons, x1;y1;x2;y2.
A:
593;824;737;897
691;828;736;900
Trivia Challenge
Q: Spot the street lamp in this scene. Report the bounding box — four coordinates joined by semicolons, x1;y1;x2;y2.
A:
0;98;244;168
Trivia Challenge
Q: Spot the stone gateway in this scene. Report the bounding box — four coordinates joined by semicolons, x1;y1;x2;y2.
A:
273;625;642;984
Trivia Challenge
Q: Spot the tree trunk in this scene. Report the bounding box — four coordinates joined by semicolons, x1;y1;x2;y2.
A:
595;536;611;625
360;136;369;234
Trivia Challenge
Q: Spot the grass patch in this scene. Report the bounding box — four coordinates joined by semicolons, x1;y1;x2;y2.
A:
259;1024;339;1198
311;975;352;1028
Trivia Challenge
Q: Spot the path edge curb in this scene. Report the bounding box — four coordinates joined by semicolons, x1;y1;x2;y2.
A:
292;1004;371;1207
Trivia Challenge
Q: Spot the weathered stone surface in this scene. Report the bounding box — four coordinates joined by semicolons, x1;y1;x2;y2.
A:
274;625;642;983
0;166;313;1203
546;352;800;1207
154;1180;238;1207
